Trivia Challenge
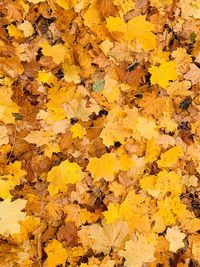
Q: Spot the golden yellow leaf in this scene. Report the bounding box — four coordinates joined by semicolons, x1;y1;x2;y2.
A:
103;203;120;224
149;61;178;88
145;138;161;163
157;145;184;168
47;160;83;195
7;25;24;39
106;16;156;51
44;239;69;267
87;153;119;181
40;41;66;65
84;3;101;28
0;87;20;124
70;123;86;139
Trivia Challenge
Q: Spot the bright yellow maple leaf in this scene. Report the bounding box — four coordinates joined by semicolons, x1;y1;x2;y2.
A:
0;161;26;199
70;123;86;139
119;191;151;233
40;41;66;65
157;145;184;168
63;62;80;84
44;239;69;267
47;160;83;195
84;3;101;28
87;153;119;181
145;138;161;162
119;233;155;267
149;61;178;88
0;198;27;236
6;161;26;185
103;203;120;224
0;87;20;124
7;24;24;39
106;16;156;51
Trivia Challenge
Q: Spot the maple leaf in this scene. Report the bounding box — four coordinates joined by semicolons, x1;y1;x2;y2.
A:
0;87;20;124
7;24;23;39
85;221;129;254
18;20;34;37
40;41;66;65
165;226;186;252
157;145;184;168
103;203;120;224
149;61;178;88
119;233;155;267
106;15;156;51
0;198;26;236
70;123;86;139
87;153;119;181
44;239;69;267
84;3;101;28
47;160;83;195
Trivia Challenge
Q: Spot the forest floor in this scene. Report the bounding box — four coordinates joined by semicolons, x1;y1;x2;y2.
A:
0;0;200;266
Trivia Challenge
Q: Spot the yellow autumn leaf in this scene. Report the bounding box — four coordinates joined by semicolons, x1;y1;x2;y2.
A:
40;41;66;65
87;153;119;181
106;16;156;51
0;179;13;199
37;70;55;84
24;130;54;146
113;0;135;14
165;226;186;252
119;233;155;267
85;220;129;254
7;24;24;39
18;21;34;37
0;125;9;146
135;117;159;140
47;160;83;195
6;161;26;184
157;145;184;168
63;62;80;84
84;3;101;28
103;203;120;224
55;0;69;9
149;61;178;88
44;239;69;267
145;138;161;163
0;198;27;235
70;123;86;139
0;87;20;123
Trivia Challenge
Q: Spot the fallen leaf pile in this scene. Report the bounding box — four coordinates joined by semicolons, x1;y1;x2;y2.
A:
0;0;200;266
